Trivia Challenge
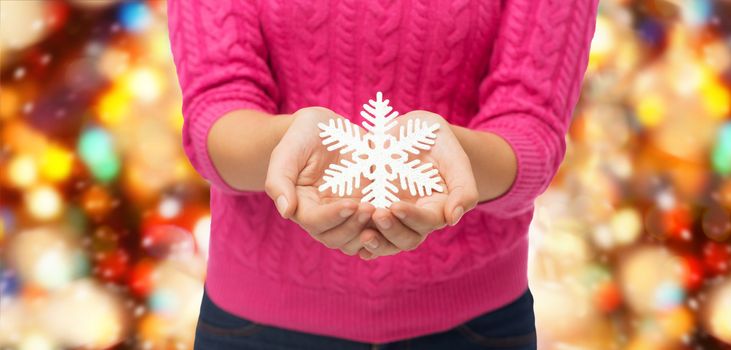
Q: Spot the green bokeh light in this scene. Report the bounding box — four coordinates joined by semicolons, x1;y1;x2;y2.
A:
78;127;121;182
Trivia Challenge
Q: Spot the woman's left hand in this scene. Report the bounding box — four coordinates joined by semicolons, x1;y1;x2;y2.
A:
358;111;479;258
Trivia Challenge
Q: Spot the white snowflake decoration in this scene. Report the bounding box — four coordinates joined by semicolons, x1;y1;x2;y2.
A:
317;92;443;208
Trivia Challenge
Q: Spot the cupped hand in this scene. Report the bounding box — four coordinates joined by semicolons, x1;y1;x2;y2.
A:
359;111;479;258
265;107;375;255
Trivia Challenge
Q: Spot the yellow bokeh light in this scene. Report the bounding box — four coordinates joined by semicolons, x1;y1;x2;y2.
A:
97;315;123;348
636;95;665;127
19;332;56;350
148;30;172;63
170;106;184;131
97;86;131;126
711;312;731;340
700;78;730;119
709;311;731;344
40;144;74;182
25;185;63;220
174;158;189;179
124;67;164;103
589;16;615;70
707;281;731;344
610;207;642;246
8;154;38;188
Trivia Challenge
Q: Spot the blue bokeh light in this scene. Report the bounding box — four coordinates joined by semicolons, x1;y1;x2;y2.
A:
118;1;152;33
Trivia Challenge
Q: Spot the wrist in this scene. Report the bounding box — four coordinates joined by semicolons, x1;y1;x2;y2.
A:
450;125;518;202
269;113;295;142
207;110;293;192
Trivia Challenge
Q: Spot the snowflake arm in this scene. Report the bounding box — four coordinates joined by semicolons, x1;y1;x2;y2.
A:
360;92;398;133
392;118;440;155
318;158;369;196
391;158;444;197
361;177;400;209
318;118;366;154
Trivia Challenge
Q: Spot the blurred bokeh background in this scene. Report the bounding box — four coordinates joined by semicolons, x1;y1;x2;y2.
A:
0;0;730;349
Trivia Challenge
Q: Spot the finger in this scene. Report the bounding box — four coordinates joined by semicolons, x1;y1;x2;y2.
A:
358;248;374;260
338;203;376;255
358;228;401;256
444;183;478;226
319;203;374;251
295;197;358;235
440;151;478;226
264;145;302;219
340;227;368;255
371;209;423;251
341;238;366;256
390;200;445;235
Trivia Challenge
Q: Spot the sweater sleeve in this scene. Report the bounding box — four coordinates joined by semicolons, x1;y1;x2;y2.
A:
467;0;599;217
167;0;278;194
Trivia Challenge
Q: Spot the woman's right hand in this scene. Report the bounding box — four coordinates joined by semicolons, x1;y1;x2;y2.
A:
265;107;376;256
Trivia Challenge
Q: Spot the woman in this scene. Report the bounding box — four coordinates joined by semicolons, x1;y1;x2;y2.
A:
168;0;598;348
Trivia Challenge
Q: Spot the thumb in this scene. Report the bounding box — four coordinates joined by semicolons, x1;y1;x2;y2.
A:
442;153;478;226
265;144;301;219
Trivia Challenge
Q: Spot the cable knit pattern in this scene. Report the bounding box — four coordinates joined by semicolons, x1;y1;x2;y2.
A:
168;0;598;343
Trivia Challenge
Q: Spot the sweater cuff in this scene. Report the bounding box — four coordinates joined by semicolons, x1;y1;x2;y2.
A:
469;116;556;217
186;97;271;195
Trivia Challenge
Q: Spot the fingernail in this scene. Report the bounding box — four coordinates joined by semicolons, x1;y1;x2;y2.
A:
276;195;288;217
393;210;406;220
375;217;392;230
365;239;379;250
451;206;464;226
357;212;370;224
339;208;355;218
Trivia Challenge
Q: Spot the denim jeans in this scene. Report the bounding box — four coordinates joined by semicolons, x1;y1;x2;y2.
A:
194;288;537;350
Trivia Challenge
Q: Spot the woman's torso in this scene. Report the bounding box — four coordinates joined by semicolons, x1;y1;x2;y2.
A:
202;0;535;342
207;0;532;295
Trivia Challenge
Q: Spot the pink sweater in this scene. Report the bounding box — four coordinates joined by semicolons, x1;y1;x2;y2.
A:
168;0;598;343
